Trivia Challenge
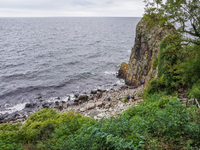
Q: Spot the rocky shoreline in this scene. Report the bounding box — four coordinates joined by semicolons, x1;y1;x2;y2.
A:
0;85;144;124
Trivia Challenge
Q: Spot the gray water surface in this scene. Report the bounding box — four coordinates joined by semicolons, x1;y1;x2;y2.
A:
0;17;141;111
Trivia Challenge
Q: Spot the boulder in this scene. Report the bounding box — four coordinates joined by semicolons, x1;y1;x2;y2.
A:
97;92;103;99
80;108;86;112
105;103;110;109
25;103;36;108
78;95;88;101
91;90;97;94
86;103;96;110
74;94;79;98
97;89;107;93
96;101;103;107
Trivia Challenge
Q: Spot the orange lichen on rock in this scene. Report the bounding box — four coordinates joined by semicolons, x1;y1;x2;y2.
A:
117;62;128;79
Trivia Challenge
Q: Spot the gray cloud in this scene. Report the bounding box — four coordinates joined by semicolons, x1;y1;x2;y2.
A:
0;0;145;17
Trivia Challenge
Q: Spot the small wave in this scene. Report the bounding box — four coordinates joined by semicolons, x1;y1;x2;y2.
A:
104;71;117;75
0;103;26;114
127;50;131;53
1;72;28;80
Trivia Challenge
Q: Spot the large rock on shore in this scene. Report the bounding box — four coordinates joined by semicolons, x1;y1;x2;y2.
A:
118;18;176;87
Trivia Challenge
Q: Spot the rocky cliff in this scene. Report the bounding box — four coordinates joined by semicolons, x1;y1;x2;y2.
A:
118;18;176;87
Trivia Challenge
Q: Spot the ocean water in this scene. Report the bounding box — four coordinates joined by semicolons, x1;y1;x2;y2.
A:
0;17;141;113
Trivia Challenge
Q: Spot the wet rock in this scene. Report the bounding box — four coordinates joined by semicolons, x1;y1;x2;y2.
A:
0;113;9;122
74;94;79;98
25;103;36;108
91;90;97;94
73;99;79;105
78;95;88;101
42;103;50;108
39;99;44;102
37;95;42;99
97;89;107;93
120;85;128;90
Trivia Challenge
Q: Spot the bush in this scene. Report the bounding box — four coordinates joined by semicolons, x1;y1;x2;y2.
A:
189;83;200;101
0;94;200;149
152;58;158;70
123;97;129;103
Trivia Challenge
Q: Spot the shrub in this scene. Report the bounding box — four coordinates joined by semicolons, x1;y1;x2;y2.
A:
189;83;200;101
123;97;129;103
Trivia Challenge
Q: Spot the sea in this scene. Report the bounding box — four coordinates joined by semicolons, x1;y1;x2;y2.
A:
0;17;141;114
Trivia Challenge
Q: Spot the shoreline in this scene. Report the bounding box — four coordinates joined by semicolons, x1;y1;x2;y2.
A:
0;84;145;124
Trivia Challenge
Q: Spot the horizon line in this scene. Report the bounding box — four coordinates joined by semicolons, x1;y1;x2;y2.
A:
0;16;143;18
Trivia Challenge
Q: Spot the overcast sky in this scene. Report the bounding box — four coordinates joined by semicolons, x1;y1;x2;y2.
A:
0;0;145;17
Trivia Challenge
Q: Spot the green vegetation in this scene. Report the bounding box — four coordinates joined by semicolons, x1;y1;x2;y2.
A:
0;1;199;150
123;97;129;103
152;57;158;70
143;0;200;101
0;95;200;150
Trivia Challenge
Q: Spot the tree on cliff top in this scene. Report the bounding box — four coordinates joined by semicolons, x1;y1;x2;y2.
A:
144;0;200;45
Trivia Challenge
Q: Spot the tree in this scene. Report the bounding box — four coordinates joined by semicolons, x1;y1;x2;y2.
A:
144;0;200;45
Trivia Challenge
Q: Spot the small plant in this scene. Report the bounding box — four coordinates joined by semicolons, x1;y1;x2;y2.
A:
116;98;121;101
123;97;129;103
137;93;142;97
152;58;158;70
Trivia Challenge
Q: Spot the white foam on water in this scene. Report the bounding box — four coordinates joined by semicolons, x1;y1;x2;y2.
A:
104;71;116;75
116;79;125;85
0;103;26;114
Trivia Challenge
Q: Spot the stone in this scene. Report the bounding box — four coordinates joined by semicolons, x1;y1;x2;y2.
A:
78;95;89;101
91;90;97;94
55;101;59;105
96;92;102;98
90;109;100;117
74;94;79;98
109;108;112;112
96;101;103;107
42;103;50;108
97;89;107;93
25;103;35;108
80;108;86;112
105;103;110;109
118;62;128;79
120;85;129;90
63;103;68;109
86;103;96;110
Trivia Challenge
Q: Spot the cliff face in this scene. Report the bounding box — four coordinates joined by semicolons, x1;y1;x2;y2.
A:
118;19;175;87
